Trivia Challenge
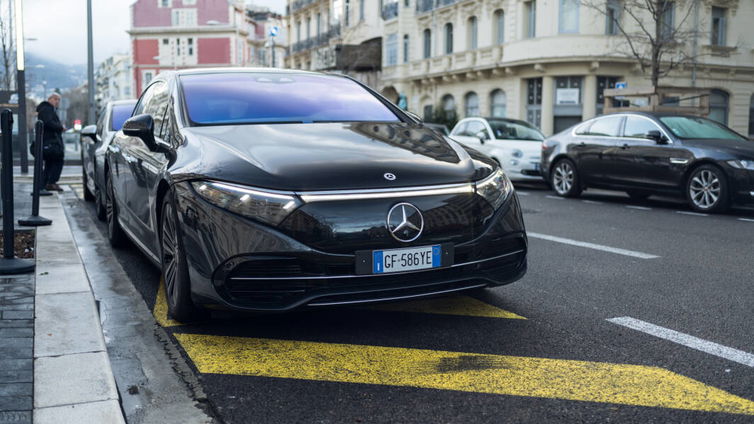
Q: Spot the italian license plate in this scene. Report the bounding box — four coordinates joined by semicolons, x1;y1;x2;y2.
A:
372;245;442;274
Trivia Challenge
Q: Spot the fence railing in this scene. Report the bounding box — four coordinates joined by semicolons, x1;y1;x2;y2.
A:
289;24;341;53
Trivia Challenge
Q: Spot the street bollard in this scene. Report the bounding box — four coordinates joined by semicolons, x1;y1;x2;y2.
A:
0;109;35;274
18;120;52;227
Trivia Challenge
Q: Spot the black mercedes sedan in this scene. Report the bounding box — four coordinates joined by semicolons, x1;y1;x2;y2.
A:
80;99;137;219
541;112;754;212
105;68;527;321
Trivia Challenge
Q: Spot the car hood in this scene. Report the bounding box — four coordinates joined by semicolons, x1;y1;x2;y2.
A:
681;138;754;159
173;122;494;191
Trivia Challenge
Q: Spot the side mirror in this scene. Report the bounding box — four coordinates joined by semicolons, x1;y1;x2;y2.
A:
475;130;489;143
646;130;668;144
80;124;97;143
123;114;165;152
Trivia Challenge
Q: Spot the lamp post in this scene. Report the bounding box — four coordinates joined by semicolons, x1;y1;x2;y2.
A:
14;0;28;173
86;0;95;125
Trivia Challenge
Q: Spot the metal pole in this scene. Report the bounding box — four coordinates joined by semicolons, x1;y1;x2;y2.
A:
86;0;95;125
14;0;28;173
0;108;34;274
271;38;276;68
18;120;51;226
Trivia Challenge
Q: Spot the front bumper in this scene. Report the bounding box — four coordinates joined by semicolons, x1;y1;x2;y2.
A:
727;167;754;206
174;182;528;312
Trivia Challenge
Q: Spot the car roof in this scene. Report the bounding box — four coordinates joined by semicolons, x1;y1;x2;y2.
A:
157;67;327;80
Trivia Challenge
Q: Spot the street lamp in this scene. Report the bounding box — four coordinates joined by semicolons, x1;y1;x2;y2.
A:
14;0;29;173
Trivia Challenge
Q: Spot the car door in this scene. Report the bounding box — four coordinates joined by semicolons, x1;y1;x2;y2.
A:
573;115;624;185
604;115;689;189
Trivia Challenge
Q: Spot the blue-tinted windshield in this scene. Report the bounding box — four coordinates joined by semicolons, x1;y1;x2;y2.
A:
180;73;401;125
110;103;135;131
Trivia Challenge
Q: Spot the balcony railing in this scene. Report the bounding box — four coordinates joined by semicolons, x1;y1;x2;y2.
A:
416;0;459;14
289;24;341;53
381;1;399;20
289;0;317;13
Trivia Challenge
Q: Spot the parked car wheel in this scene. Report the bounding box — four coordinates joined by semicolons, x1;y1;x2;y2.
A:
551;158;582;198
81;156;95;201
160;192;205;322
105;174;128;247
686;164;729;213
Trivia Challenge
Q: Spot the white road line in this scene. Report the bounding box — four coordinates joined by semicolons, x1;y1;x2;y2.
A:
676;211;708;217
516;191;530;196
738;218;754;222
527;232;659;259
608;317;754;368
545;195;564;200
626;205;652;211
582;200;603;205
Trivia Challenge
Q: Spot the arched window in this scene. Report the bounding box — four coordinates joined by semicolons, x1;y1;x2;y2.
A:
403;34;409;63
465;92;480;117
468;16;478;50
444;23;453;55
490;89;507;117
442;94;456;119
423;29;432;59
709;89;729;125
494;10;505;44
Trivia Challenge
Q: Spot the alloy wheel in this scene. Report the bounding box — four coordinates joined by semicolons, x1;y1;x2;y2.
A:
106;178;115;231
689;169;721;210
161;202;179;309
553;162;574;195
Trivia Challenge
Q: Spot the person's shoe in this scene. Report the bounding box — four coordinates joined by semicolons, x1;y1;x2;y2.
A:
45;184;56;191
52;184;64;192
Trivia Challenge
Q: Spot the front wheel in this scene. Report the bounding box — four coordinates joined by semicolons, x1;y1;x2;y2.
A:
105;174;128;247
82;160;95;201
161;192;205;323
686;165;729;213
550;158;582;198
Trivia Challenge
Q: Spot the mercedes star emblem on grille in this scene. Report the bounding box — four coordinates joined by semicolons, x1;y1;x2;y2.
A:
384;173;396;181
387;203;424;242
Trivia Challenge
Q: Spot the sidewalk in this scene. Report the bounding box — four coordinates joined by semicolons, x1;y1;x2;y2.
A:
0;181;124;423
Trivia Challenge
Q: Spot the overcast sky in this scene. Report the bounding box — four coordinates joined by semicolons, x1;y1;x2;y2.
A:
23;0;286;65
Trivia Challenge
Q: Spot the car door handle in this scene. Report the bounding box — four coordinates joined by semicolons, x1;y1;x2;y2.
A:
621;143;629;149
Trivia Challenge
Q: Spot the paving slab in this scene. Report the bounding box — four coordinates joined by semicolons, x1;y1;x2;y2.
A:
34;400;125;424
34;292;105;358
34;352;118;409
34;263;90;295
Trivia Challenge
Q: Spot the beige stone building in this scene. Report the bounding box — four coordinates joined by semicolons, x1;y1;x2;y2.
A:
380;0;754;136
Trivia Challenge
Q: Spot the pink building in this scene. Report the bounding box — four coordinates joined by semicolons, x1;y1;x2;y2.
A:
129;0;251;95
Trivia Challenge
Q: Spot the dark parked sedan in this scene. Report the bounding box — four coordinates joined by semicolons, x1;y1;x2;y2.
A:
105;68;527;321
80;99;137;219
541;112;754;212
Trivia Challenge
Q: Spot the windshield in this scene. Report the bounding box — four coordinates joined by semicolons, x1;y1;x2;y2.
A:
488;120;545;141
180;73;401;125
659;116;748;141
111;103;135;131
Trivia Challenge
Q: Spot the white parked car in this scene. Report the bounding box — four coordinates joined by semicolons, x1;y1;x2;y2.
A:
450;117;545;181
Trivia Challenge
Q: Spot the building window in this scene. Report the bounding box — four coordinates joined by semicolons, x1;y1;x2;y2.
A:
467;17;478;50
709;89;729;125
660;1;674;41
158;0;171;8
404;0;409;7
559;0;579;34
444;23;453;55
187;38;193;55
423;104;433;120
360;0;365;21
423;29;432;58
748;95;754;136
162;38;169;45
526;78;542;128
316;13;321;37
490;89;506;117
171;9;197;27
711;7;726;46
183;0;196;5
494;10;505;44
525;0;536;39
465;92;479;117
296;21;301;42
606;0;620;35
143;71;154;86
306;17;311;39
385;33;398;66
442;94;456;120
403;34;409;63
345;0;350;26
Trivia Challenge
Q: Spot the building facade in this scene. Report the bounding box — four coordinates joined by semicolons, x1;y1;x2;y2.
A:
247;6;288;68
381;0;754;136
94;54;134;109
129;0;252;95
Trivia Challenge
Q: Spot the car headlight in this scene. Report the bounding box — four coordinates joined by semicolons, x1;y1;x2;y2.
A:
191;181;302;226
727;160;754;170
475;167;513;210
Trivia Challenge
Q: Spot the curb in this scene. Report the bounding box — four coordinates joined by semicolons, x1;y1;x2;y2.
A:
32;193;125;424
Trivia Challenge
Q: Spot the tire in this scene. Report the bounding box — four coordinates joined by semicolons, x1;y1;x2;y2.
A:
160;192;205;323
626;190;651;201
686;164;729;213
105;174;128;247
550;158;582;198
82;162;95;201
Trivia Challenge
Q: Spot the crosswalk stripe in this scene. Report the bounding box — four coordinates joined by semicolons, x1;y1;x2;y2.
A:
153;278;182;327
366;296;525;319
174;335;754;415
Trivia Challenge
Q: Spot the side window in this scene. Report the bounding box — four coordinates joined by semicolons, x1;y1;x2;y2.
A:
574;120;592;135
452;121;468;136
96;109;106;137
142;82;170;138
466;120;488;138
623;116;662;138
132;83;158;116
587;116;623;137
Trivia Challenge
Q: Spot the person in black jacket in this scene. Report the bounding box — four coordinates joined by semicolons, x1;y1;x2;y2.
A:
35;93;65;191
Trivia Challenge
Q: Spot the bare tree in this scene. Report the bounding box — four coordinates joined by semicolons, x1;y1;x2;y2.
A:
582;0;699;92
0;1;14;91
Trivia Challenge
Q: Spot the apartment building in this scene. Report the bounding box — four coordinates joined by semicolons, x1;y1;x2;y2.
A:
129;0;252;95
381;0;754;136
247;6;287;68
285;0;383;87
94;54;134;110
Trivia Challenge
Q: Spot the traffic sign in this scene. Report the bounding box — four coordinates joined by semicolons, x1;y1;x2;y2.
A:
269;26;279;37
615;81;627;89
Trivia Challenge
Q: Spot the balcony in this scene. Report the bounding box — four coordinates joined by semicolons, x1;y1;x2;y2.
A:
290;24;342;54
381;1;399;20
416;0;459;14
289;0;317;14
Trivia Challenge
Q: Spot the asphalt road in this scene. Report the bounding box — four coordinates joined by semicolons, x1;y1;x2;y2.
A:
67;182;754;424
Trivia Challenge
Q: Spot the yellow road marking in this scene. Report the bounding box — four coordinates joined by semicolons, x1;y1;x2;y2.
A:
154;278;182;327
174;335;754;415
366;296;526;319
